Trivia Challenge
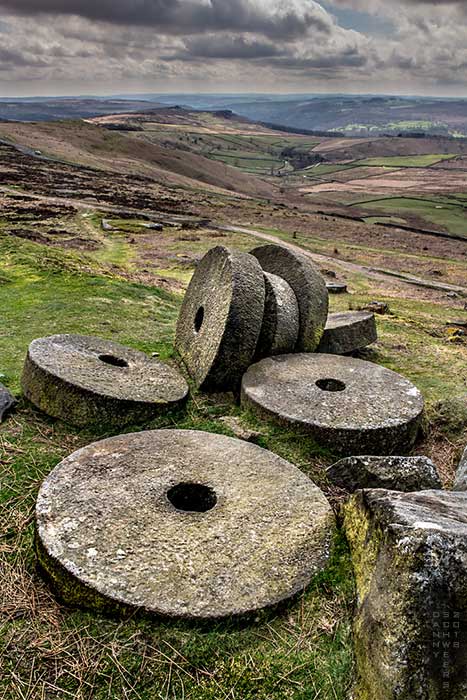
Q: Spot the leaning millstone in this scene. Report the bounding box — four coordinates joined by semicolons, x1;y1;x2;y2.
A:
317;311;377;355
326;282;347;294
255;272;299;358
327;455;441;492
344;489;467;700
36;429;335;619
22;334;189;428
250;244;328;352
0;383;16;422
175;246;265;391
241;354;424;456
454;446;467;491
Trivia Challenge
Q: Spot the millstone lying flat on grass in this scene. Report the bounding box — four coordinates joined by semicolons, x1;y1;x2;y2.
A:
36;429;335;619
175;246;265;391
22;334;189;428
250;244;328;352
255;272;299;358
241;354;424;456
317;311;377;355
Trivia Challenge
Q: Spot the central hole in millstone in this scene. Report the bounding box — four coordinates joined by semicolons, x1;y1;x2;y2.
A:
316;378;346;392
98;354;129;368
167;482;217;513
194;306;205;333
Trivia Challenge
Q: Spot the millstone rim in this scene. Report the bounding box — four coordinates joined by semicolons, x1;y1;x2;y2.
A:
36;429;334;619
175;246;266;391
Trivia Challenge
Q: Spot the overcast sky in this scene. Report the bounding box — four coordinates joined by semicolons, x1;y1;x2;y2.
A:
0;0;465;97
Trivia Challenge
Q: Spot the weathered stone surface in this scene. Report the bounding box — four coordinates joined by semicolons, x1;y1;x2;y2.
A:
0;383;16;422
255;272;299;358
22;334;189;428
241;354;424;456
175;246;265;391
250;244;328;352
317;311;377;355
454;446;467;491
327;455;441;492
344;489;467;700
326;282;348;294
36;429;335;619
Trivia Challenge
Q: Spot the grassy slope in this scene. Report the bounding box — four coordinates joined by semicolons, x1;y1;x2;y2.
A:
0;233;354;700
0;121;276;200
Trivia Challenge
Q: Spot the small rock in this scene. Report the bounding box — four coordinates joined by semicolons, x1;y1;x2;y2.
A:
326;282;348;295
360;301;389;315
101;219;114;231
327;455;441;492
151;352;160;358
219;416;261;443
454;446;467;491
143;223;164;231
0;384;16;422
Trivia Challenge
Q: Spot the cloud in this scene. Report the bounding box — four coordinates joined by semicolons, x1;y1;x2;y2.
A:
169;34;282;61
0;0;333;39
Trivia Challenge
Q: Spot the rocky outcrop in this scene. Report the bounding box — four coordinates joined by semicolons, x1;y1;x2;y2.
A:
327;455;441;493
344;489;467;700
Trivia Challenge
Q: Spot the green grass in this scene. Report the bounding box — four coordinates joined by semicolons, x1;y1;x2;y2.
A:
0;232;355;700
351;197;467;236
301;164;356;177
357;154;457;168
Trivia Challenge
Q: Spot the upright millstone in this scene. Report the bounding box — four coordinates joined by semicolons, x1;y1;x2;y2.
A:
255;272;299;359
36;429;335;619
317;311;377;355
242;354;424;456
250;244;328;352
175;246;265;391
22;334;189;428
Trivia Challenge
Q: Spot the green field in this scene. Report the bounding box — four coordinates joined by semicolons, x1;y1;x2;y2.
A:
353;196;467;236
357;154;457;168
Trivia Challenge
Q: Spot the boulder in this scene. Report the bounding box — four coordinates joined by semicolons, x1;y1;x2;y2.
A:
344;489;467;700
0;383;16;422
327;455;441;493
454;447;467;491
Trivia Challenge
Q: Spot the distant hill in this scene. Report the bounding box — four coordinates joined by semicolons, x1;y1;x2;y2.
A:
0;119;277;199
0;98;162;122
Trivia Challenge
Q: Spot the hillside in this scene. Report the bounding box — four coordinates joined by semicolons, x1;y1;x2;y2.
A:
0;120;277;199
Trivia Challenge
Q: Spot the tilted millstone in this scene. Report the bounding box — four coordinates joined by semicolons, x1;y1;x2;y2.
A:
317;311;377;355
175;246;265;391
255;272;299;359
344;489;467;700
35;429;335;619
250;244;328;352
241;354;424;456
22;334;189;428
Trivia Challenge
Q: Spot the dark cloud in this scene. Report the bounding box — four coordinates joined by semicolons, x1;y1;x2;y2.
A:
169;35;282;61
0;0;331;39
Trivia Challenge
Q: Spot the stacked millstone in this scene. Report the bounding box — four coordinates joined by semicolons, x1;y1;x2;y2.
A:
175;244;329;391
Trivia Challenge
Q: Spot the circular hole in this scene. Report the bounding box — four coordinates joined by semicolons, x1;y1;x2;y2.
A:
316;378;346;393
194;306;205;333
98;354;129;368
166;482;217;513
